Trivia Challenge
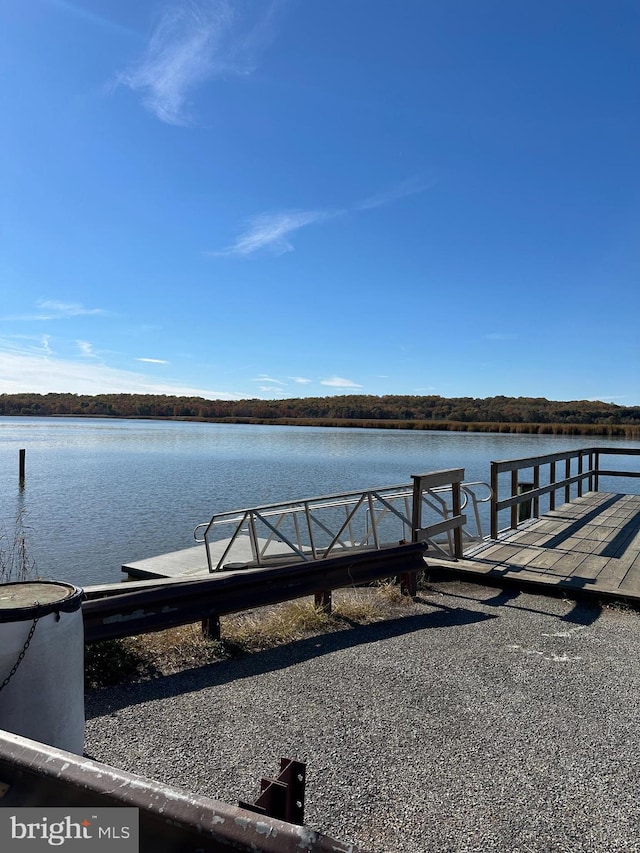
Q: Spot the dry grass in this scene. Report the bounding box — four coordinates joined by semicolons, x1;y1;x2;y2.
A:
84;581;421;688
0;509;37;583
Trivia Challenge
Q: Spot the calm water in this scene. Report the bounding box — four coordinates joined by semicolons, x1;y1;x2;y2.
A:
1;417;639;587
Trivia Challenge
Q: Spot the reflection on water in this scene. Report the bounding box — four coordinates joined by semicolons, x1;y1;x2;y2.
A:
0;418;639;587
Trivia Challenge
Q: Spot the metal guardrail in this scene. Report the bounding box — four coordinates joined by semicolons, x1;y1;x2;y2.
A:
0;729;368;853
490;446;640;539
194;471;491;572
82;541;429;643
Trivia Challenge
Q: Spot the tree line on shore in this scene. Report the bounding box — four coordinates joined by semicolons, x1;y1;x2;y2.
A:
1;392;639;437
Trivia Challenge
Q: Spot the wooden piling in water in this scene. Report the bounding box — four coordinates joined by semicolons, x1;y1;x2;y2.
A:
19;449;26;483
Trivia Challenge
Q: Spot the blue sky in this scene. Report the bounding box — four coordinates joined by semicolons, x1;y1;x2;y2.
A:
1;0;638;404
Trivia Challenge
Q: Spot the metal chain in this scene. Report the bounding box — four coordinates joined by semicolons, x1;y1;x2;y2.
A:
0;609;40;693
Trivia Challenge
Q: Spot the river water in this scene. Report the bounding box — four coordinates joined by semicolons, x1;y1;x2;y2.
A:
1;417;639;587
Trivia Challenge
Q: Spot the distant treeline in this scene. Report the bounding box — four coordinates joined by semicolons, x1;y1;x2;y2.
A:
1;392;640;438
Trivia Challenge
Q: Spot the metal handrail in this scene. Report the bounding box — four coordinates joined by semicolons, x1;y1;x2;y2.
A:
194;478;492;572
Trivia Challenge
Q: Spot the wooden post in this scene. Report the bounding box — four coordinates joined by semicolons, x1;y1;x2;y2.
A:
510;470;518;530
452;478;463;558
490;462;499;540
517;482;534;523
410;475;422;542
314;590;332;614
201;614;221;640
577;453;584;497
19;449;26;483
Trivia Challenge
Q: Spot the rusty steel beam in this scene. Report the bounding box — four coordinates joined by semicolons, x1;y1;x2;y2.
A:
240;758;306;826
82;541;428;643
0;729;369;853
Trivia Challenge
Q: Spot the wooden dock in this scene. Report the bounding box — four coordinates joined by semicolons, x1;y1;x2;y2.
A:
122;443;640;611
124;492;640;607
426;491;640;604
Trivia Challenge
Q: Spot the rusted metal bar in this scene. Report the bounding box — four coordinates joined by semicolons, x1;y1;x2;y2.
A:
82;542;428;643
0;730;366;853
240;758;306;826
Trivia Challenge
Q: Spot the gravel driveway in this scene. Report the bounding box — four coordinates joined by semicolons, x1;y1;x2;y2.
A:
84;580;640;853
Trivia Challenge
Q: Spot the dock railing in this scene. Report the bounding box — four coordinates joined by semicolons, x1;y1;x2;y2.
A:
84;469;489;642
490;446;640;539
194;470;491;572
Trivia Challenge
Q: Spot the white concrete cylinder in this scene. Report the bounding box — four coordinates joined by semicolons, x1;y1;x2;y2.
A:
0;581;84;754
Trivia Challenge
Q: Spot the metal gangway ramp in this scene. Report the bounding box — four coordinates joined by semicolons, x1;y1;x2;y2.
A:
194;469;492;572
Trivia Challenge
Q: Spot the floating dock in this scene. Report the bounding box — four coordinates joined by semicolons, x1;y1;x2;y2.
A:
122;537;288;580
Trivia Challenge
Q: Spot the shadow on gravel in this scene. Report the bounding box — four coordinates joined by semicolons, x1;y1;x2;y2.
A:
425;582;604;626
559;599;602;626
85;603;496;717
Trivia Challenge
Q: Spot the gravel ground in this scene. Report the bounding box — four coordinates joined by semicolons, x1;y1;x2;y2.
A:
84;580;640;853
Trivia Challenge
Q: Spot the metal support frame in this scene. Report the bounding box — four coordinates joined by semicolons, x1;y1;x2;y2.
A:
0;730;365;853
239;758;306;826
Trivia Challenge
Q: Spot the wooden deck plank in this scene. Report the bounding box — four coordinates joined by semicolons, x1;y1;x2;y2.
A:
433;492;640;605
526;550;565;570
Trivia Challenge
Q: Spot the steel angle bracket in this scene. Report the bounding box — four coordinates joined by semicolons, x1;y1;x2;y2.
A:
239;758;306;825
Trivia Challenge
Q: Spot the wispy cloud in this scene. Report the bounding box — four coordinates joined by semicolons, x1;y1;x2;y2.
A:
117;0;279;126
289;376;312;384
320;376;363;389
210;175;433;257
212;210;329;257
353;176;435;212
77;340;98;358
0;339;242;399
1;300;108;322
252;374;285;385
46;0;140;39
137;357;170;364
